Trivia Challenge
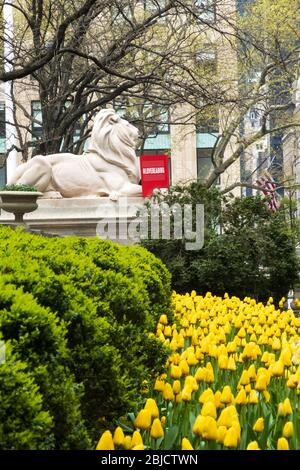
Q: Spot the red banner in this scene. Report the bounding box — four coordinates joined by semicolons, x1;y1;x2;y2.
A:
140;154;170;197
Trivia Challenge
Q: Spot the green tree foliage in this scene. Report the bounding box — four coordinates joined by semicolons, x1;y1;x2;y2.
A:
0;227;172;448
143;184;299;302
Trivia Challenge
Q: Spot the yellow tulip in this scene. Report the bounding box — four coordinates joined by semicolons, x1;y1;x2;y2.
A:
220;385;234;404
231;420;241;442
280;348;292;367
283;398;293;415
223;427;239;448
227;342;237;353
218;354;228;369
216;425;227;444
179;360;190;376
277;437;289;450
239;370;250;386
249;333;257;342
227;357;237;371
123;435;132;450
278;398;293;417
132;444;144;450
199;388;214;404
144;398;159;419
159;314;168;325
131;431;143;448
242;343;259;360
182;438;194;450
282;421;293;439
217;406;239;428
255;374;268;391
184;375;198;391
175;392;182;403
286;376;297;388
96;430;115;450
154;379;165;392
181;385;192;402
214;390;224;409
164;325;172;337
272;337;281;351
247;441;260;450
248;364;257;381
195;367;206;382
235;388;247;405
134;409;152;430
201;400;217;419
173;380;181;395
163;383;175;401
150;418;164;439
193;415;206;437
205;368;215;383
270;360;284;377
202;416;218;440
170;364;182;379
237;327;246;338
261;351;269;363
113;426;125;446
187;351;198;366
253;418;264;433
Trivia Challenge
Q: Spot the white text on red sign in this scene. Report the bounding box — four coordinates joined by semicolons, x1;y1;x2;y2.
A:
142;167;165;175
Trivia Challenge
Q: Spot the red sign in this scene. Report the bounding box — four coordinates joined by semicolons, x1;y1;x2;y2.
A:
140;154;170;197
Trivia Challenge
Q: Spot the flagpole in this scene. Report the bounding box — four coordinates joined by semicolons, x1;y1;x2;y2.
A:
3;0;17;183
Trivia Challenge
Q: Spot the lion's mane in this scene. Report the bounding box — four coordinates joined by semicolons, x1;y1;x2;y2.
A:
87;109;140;183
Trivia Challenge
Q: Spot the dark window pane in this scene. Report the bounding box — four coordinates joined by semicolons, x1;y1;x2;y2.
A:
197;148;214;182
0;103;5;138
194;0;216;23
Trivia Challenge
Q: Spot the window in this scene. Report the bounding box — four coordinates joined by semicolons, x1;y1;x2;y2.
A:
194;0;216;23
197;148;214;182
196;45;217;76
196;49;216;62
31;101;43;141
146;107;169;135
250;110;258;121
196;108;219;133
31;100;83;151
0;103;5;140
143;0;166;12
115;102;170;136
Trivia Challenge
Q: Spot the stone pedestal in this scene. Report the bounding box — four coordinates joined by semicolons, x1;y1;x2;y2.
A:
0;197;144;242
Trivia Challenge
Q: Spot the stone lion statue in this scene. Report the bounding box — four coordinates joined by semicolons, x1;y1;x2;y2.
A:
9;109;142;199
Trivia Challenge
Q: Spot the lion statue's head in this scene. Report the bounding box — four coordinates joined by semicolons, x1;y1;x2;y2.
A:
88;109;140;183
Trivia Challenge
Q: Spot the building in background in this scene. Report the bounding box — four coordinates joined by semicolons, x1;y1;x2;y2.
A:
282;76;300;216
0;0;240;191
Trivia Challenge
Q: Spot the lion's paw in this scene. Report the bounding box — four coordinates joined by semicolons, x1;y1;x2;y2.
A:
42;191;63;199
109;191;120;201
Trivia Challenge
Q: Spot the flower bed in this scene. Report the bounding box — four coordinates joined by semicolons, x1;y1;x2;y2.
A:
97;292;300;450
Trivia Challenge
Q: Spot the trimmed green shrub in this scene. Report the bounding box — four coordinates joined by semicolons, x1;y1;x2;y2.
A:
0;226;172;447
0;342;54;450
0;281;90;450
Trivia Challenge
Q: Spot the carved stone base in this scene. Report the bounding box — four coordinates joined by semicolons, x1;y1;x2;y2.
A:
0;197;144;243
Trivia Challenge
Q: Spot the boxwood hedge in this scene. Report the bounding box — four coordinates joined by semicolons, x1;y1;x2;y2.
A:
0;226;172;448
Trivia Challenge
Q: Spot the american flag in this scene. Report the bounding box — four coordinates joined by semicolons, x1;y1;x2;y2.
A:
256;172;280;211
